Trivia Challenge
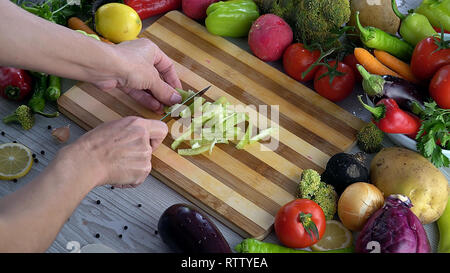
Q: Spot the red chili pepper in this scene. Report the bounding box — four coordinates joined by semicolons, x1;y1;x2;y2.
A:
0;67;32;101
358;96;421;135
124;0;181;20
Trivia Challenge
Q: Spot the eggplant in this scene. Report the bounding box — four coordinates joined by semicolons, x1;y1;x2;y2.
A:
321;152;369;195
357;65;426;115
157;203;232;253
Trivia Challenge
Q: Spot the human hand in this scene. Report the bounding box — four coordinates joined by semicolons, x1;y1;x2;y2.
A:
95;38;183;113
69;116;168;188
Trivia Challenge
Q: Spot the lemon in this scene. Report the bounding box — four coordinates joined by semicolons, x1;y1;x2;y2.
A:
0;143;33;180
95;3;142;43
310;220;352;251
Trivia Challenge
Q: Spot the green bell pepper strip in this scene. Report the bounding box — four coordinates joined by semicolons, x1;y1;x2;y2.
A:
438;196;450;253
355;11;413;61
235;239;354;253
75;30;101;41
416;0;450;32
205;0;260;38
45;75;61;101
249;127;277;144
392;0;437;46
236;121;252;149
28;72;59;118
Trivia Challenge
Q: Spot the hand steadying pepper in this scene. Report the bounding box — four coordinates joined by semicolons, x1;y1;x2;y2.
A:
358;95;422;137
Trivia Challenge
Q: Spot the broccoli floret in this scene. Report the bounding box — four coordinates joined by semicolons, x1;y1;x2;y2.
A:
296;169;337;220
3;105;35;130
254;0;351;47
357;122;384;154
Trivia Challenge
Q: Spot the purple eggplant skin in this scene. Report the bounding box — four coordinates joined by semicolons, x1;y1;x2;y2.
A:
157;203;232;253
372;75;426;112
358;64;426;113
356;194;431;253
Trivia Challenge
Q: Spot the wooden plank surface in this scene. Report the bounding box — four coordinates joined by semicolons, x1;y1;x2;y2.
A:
58;11;365;239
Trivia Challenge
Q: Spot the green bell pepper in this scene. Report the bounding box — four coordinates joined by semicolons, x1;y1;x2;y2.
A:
392;0;437;46
205;0;260;38
416;0;450;32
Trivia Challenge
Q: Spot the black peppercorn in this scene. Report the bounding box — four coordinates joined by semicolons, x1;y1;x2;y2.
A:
13;179;17;183
118;234;123;238
32;154;36;158
40;150;45;155
34;158;39;163
1;131;5;136
96;200;101;205
95;233;100;238
111;186;114;190
47;125;52;130
137;204;142;208
13;141;17;143
123;226;128;230
154;230;158;235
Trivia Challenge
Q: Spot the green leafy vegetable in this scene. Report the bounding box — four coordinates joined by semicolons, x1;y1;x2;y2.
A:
416;101;450;168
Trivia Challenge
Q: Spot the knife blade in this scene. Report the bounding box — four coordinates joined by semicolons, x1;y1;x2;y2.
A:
160;86;211;121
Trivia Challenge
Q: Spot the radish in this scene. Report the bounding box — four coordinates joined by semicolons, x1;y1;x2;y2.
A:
248;14;293;62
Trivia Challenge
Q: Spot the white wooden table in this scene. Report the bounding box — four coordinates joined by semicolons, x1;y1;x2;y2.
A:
0;0;446;253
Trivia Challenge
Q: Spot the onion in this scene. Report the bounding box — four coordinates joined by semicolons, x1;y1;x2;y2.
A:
338;182;384;231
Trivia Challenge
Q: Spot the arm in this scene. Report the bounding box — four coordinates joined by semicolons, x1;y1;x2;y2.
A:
0;117;168;252
0;0;182;111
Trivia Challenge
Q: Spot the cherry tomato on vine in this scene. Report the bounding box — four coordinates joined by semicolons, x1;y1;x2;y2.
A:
430;64;450;109
410;36;450;81
343;53;362;82
282;43;320;82
314;61;355;102
274;199;326;248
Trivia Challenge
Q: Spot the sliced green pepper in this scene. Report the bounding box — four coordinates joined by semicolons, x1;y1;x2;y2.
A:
205;0;260;38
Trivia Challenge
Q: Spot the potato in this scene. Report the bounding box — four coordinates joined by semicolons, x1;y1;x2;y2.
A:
371;147;449;224
348;0;400;35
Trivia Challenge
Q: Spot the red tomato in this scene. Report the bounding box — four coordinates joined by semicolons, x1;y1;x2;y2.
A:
274;199;326;248
343;54;362;82
430;64;450;109
410;37;450;81
314;61;355;102
283;43;320;82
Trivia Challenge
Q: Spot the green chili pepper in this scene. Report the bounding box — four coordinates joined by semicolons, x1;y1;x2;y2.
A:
45;75;61;101
355;11;413;61
416;0;450;32
392;0;437;46
28;72;58;118
438;197;450;253
235;238;354;253
205;0;260;38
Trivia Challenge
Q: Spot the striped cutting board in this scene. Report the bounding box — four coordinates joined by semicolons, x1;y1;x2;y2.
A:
58;11;365;239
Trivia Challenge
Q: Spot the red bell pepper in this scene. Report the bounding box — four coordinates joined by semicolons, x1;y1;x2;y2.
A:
0;67;32;101
124;0;182;20
433;26;450;34
358;96;422;135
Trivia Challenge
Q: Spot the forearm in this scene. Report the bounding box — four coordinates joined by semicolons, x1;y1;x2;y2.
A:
0;144;103;252
0;1;123;85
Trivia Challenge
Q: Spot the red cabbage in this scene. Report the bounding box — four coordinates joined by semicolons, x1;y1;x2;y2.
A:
356;194;431;253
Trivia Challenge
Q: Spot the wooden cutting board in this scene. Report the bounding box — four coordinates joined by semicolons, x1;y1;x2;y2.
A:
58;11;365;239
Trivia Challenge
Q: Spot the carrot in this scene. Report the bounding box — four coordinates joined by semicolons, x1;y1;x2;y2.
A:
67;17;114;44
373;50;419;83
354;48;403;79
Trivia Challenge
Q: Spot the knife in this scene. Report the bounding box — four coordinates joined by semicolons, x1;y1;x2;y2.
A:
160;86;211;121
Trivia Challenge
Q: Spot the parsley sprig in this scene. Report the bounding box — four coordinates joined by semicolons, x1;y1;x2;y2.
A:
416;102;450;168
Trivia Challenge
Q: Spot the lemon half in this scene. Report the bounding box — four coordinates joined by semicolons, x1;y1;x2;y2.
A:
310;220;352;251
0;143;33;180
